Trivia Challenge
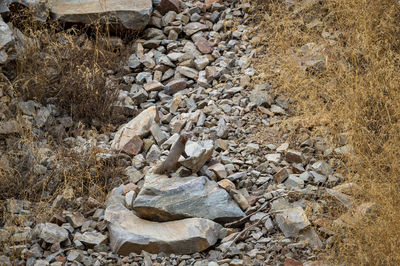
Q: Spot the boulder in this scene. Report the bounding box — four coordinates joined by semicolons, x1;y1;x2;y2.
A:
105;203;222;255
275;207;311;237
111;106;159;151
133;174;245;223
49;0;152;31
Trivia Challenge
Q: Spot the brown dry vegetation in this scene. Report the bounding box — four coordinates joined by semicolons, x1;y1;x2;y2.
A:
0;8;129;236
5;8;125;125
253;0;400;264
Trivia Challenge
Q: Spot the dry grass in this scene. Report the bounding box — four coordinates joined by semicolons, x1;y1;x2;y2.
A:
253;0;400;264
5;8;124;125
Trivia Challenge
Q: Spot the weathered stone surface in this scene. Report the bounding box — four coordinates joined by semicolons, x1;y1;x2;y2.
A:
133;174;245;222
0;17;14;50
111;106;159;151
105;203;222;255
157;0;183;15
0;120;19;134
76;231;108;247
275;207;310;237
34;223;69;244
50;0;152;30
179;140;213;172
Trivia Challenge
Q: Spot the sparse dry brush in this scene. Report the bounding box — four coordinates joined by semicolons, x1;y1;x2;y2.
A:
254;0;400;264
7;8;123;125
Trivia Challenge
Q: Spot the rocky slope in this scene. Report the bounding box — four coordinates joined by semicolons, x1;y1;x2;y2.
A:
0;0;354;265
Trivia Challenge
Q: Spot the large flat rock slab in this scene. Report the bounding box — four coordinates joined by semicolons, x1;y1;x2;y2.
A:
50;0;152;30
105;203;222;255
133;174;245;223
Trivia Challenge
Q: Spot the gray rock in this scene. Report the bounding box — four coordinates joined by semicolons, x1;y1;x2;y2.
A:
275;207;310;237
105;203;222;255
76;231;107;247
179;140;214;172
34;223;69;244
133;174;245;222
0;17;14;51
49;0;152;30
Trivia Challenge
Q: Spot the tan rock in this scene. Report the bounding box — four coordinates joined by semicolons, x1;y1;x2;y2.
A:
217;179;235;192
111;106;159;151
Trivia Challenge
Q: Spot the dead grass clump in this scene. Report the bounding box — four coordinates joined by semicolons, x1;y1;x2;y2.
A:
254;0;400;264
0;135;126;225
6;11;123;125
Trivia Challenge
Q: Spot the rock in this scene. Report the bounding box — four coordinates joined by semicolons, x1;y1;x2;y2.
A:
179;140;214;172
266;153;281;163
133;174;245;222
125;190;137;208
164;78;187;95
230;189;250;211
146;144;161;163
284;258;303;266
105;203;222;255
128;54;141;69
0;120;19;134
49;0;152;30
217;179;235;192
34;223;69;244
176;66;199;79
274;168;289;184
184;22;208;36
157;0;183;15
111;106;159;151
144;80;164;92
284;175;304;188
76;232;107;247
64;212;86;228
285;150;304;164
208;163;227;179
275;207;311;237
150;123;168;145
0;17;14;50
195;37;213;54
250;87;273;107
121;135;143;156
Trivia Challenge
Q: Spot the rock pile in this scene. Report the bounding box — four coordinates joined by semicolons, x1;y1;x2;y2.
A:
0;0;357;265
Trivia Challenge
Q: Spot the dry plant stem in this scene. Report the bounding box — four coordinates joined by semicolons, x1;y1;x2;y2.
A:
225;194;286;228
223;210;283;255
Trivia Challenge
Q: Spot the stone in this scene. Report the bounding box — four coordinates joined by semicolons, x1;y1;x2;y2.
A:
128;54;141;69
274;168;289;184
250;88;273;107
285;150;304;164
76;232;107;247
208;163;227;179
179;140;214;172
34;223;69;244
125;190;137;208
284;258;303;266
111;106;159;151
121;135;143;156
49;0;152;30
150;123;168;145
144;80;164;92
146;144;161;163
195;37;213;54
157;0;183;15
164;78;187;95
230;189;250;211
184;22;208;36
0;17;14;50
176;66;199;79
105;203;222;255
65;212;86;228
284;175;304;188
275;207;311;237
266;153;281;163
0;120;19;134
133;174;245;222
217;179;235;192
